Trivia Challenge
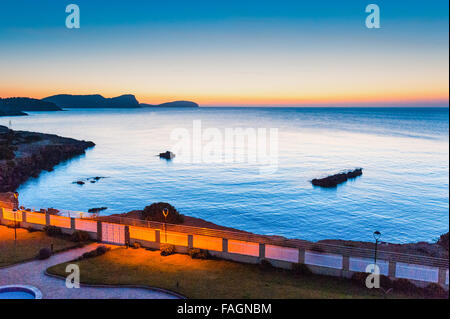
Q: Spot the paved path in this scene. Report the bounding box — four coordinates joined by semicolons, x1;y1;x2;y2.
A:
0;244;180;299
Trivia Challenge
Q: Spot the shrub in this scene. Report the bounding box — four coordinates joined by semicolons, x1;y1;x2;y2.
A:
292;263;313;276
392;279;423;296
132;242;142;249
82;250;98;259
437;232;449;251
258;259;274;270
96;245;110;255
188;248;209;260
70;230;90;242
37;247;52;260
160;244;175;256
142;202;184;224
423;283;448;299
43;225;62;237
80;246;110;260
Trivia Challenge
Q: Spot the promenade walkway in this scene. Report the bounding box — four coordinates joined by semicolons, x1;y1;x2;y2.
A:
0;244;180;299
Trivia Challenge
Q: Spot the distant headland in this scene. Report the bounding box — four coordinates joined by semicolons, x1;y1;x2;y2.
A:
0;97;62;116
0;94;199;116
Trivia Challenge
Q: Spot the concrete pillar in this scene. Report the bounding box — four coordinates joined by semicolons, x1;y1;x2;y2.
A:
155;230;161;244
45;212;50;226
124;226;130;246
343;256;350;270
298;248;306;264
388;261;397;278
438;268;448;287
70;218;76;230
22;210;27;223
222;238;229;253
97;221;102;242
259;243;266;259
188;234;194;249
342;255;351;278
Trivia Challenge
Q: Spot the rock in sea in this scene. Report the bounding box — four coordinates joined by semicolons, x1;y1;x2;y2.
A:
311;168;363;188
159;151;175;160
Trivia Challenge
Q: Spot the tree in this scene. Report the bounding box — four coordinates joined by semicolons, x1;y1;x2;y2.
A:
142;202;184;224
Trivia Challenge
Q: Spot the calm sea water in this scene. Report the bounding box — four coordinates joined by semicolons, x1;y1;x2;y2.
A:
1;107;448;243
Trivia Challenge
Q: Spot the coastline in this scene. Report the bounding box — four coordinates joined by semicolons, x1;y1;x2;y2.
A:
0;126;95;192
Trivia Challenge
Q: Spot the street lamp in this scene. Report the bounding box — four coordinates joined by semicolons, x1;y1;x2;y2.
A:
162;208;169;243
373;231;381;265
13;208;17;245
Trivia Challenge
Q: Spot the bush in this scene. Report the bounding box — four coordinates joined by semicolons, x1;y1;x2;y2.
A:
188;248;209;260
132;242;142;249
292;263;313;276
392;279;423;296
43;226;62;237
160;244;175;256
142;202;184;224
96;245;110;255
423;283;448;299
70;230;90;242
437;232;449;251
37;247;52;260
80;246;110;260
82;250;98;259
258;259;274;270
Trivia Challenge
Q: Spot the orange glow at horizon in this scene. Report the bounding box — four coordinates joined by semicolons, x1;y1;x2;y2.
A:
1;87;448;107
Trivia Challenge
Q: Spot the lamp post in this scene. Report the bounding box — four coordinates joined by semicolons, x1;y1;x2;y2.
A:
13;192;19;246
13;208;17;245
162;208;169;243
373;231;381;265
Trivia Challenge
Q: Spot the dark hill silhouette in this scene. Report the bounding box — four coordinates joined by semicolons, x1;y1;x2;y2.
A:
140;100;199;108
43;94;140;108
0;97;61;116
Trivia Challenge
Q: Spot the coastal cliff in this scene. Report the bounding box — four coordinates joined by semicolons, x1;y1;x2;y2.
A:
0;125;95;192
43;94;141;108
0;97;61;116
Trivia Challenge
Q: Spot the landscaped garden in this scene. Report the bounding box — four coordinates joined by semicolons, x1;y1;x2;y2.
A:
0;224;86;267
46;247;432;299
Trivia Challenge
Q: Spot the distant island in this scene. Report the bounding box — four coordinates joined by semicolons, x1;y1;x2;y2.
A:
43;94;141;109
0;94;199;117
140;101;199;108
0;97;62;116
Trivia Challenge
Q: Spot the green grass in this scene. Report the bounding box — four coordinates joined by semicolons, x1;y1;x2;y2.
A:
0;225;81;267
47;247;417;299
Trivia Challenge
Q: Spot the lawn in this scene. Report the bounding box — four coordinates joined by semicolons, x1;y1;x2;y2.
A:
47;247;417;299
0;224;80;267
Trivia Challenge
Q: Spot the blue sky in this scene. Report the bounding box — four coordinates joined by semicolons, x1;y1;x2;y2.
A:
0;0;448;106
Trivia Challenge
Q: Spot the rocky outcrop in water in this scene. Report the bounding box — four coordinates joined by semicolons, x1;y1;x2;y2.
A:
0;125;95;192
312;168;363;188
159;151;175;160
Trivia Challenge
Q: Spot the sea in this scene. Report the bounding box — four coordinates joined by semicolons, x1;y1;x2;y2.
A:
1;107;448;243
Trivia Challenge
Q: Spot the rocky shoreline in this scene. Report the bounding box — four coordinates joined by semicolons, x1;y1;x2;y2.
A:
0;125;95;192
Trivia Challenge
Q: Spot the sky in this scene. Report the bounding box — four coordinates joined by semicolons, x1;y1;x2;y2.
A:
0;0;448;107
